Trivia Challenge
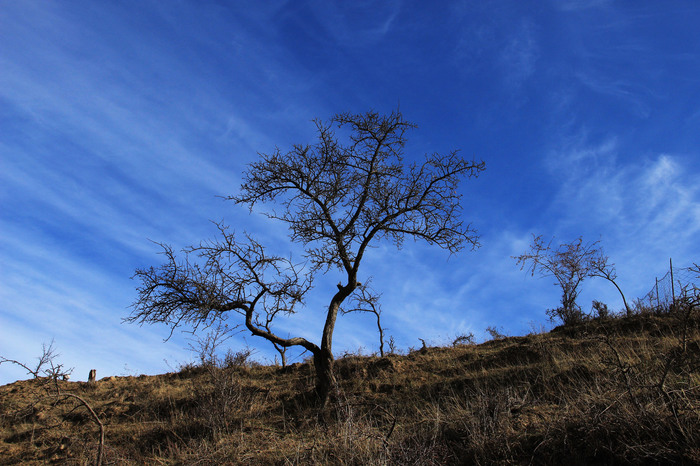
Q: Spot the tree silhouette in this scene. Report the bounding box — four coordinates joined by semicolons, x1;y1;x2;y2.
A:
514;235;631;323
128;110;485;404
515;235;598;324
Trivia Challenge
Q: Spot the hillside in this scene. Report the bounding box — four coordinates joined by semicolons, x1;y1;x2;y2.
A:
1;313;699;465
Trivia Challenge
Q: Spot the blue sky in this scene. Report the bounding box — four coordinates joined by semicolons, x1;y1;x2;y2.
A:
2;0;699;384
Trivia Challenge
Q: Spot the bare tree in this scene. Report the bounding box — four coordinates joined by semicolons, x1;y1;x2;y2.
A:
341;281;386;357
261;310;289;368
514;235;601;325
187;321;235;368
514;235;633;322
128;110;484;403
0;339;60;379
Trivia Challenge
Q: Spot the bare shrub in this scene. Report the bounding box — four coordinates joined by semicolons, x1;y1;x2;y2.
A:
222;347;256;369
186;322;234;369
591;300;610;319
485;326;506;340
0;339;61;379
195;371;252;443
546;305;589;326
452;332;475;346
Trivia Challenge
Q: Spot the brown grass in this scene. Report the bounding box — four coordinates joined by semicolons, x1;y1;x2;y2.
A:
1;313;698;465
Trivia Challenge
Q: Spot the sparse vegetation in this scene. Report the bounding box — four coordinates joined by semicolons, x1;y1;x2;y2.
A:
591;300;610;319
0;342;105;465
452;332;475;346
3;308;698;464
485;325;506;340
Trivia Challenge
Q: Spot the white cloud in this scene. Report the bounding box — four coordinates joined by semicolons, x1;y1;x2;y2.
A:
499;19;539;87
545;132;700;307
0;234;193;384
2;0;699;385
575;72;652;118
307;0;402;46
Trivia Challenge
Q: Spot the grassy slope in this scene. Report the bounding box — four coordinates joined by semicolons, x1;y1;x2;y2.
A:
1;314;698;465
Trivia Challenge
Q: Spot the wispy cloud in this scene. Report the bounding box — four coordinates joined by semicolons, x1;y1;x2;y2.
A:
0;1;311;383
306;0;402;46
0;223;192;383
544;131;700;306
499;19;539;88
574;72;652;118
2;1;699;385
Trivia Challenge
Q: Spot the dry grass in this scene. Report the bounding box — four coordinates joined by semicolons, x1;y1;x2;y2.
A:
1;312;698;465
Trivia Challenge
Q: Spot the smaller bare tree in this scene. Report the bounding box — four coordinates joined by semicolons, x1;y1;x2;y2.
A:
340;281;386;357
515;235;633;323
514;235;601;325
260;307;289;368
0;339;60;379
187;321;235;368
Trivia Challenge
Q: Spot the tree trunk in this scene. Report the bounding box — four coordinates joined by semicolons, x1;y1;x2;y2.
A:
313;286;352;404
612;280;632;317
313;347;336;405
376;313;385;357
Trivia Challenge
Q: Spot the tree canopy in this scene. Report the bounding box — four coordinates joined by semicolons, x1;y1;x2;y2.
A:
129;110;485;403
